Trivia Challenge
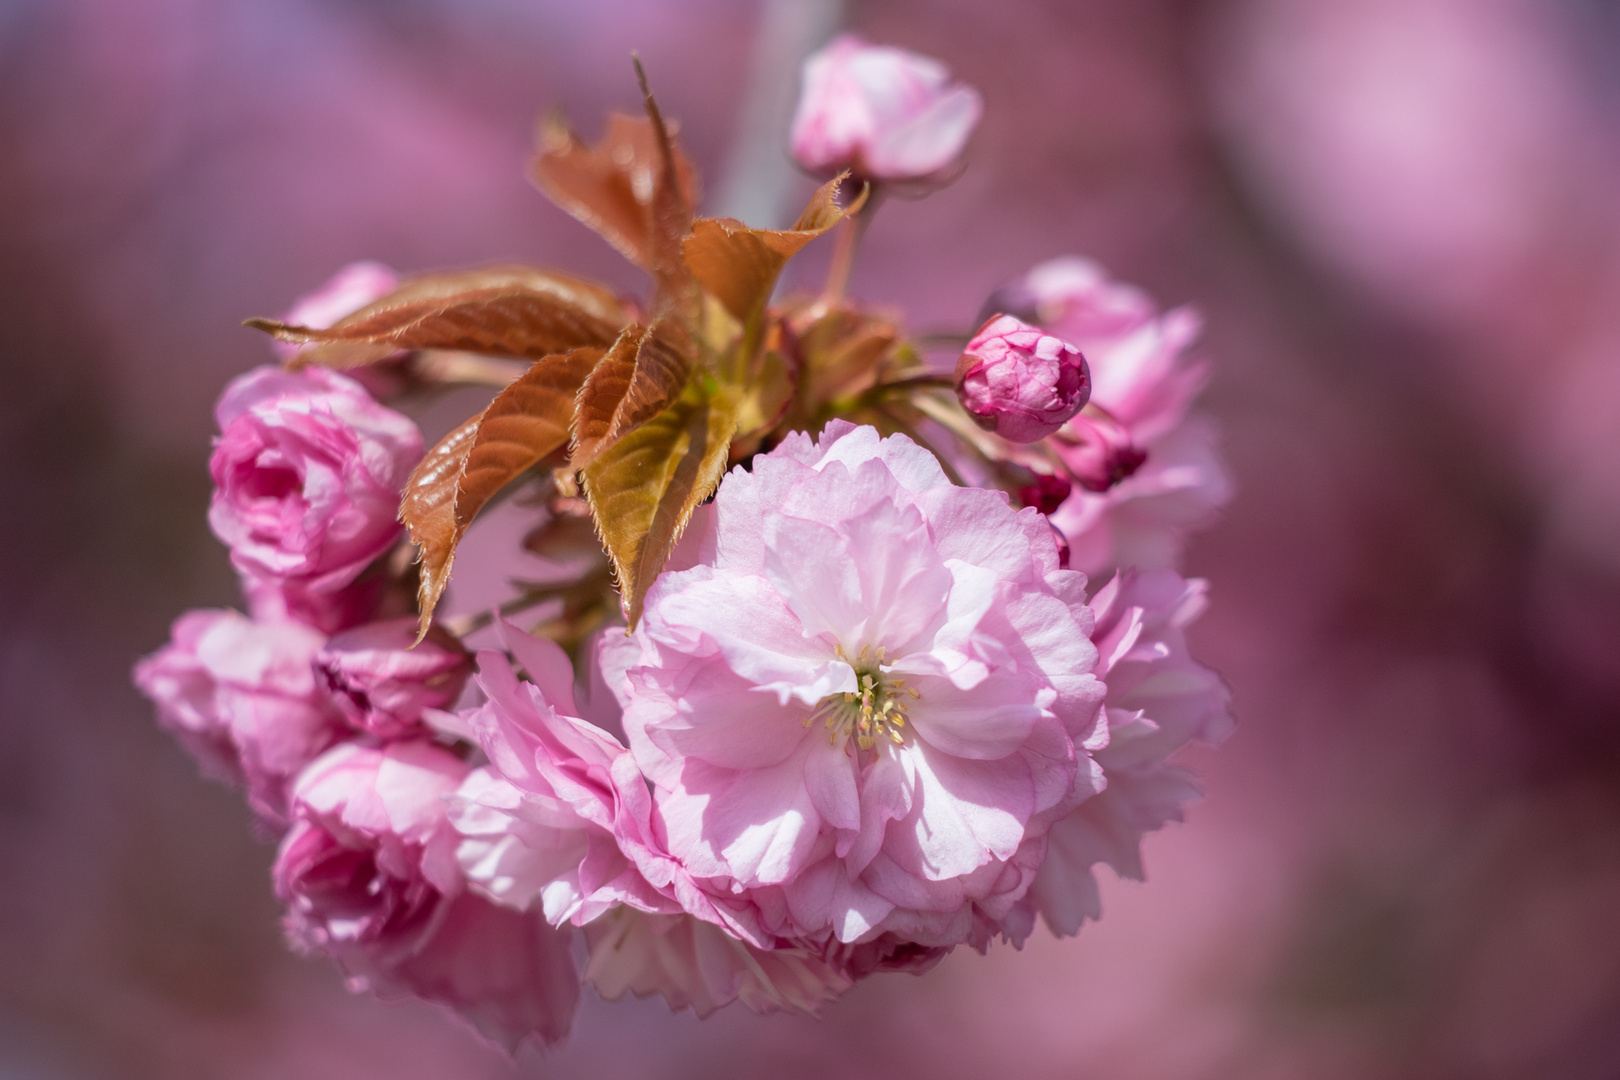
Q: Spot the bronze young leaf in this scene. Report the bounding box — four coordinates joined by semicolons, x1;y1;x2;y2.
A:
530;112;700;278
399;415;480;641
570;322;692;470
247;266;625;368
582;385;741;628
680;174;865;324
401;347;604;635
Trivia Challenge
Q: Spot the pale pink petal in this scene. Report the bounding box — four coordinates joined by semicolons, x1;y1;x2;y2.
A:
495;616;578;716
901;666;1046;761
803;738;861;834
387;892;579;1051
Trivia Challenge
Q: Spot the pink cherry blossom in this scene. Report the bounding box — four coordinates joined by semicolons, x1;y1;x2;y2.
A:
790;34;984;183
450;623;849;1014
994;257;1232;576
450;625;681;929
955;314;1091;443
209;365;423;596
240;570;390;636
132;609;345;826
1050;418;1231;577
1016;569;1233;939
275;739;579;1050
1021;257;1207;440
315;617;472;739
615;422;1107;952
582;908;852;1017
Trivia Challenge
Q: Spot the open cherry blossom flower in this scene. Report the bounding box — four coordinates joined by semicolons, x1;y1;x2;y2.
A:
615;422;1107;951
1015;569;1233;938
790;34;984;183
315;617;473;739
582;907;852;1017
990;257;1232;576
451;622;849;1014
133;608;344;826
209;365;423;596
276;739;579;1050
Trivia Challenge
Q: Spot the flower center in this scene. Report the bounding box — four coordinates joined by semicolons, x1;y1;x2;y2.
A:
803;642;921;752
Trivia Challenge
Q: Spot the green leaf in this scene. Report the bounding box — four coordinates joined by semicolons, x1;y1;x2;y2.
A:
582;384;741;627
570;322;691;470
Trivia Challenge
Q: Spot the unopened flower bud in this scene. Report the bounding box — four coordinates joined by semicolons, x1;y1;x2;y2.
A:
1053;406;1148;493
315;618;472;738
790;34;983;183
955;315;1090;443
1017;472;1073;516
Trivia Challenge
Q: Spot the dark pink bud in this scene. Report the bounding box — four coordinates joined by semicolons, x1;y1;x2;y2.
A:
955;315;1090;443
1052;407;1148;493
1017;472;1072;516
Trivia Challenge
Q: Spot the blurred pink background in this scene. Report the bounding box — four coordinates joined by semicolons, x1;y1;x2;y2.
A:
5;0;1620;1077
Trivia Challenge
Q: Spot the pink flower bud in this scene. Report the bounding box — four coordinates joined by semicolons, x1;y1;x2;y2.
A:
1051;407;1148;492
954;314;1091;443
316;618;473;739
789;34;983;183
1017;471;1073;516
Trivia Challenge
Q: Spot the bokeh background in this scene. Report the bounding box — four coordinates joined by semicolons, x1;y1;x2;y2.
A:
5;0;1620;1077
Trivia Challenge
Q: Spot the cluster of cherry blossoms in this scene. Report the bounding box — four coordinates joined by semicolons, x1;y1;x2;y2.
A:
134;34;1232;1050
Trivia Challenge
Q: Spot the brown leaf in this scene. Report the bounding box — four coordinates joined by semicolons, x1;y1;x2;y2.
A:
399;416;481;640
680;175;866;323
530;112;699;279
246;266;624;368
582;386;741;628
401;347;604;635
570;322;691;470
